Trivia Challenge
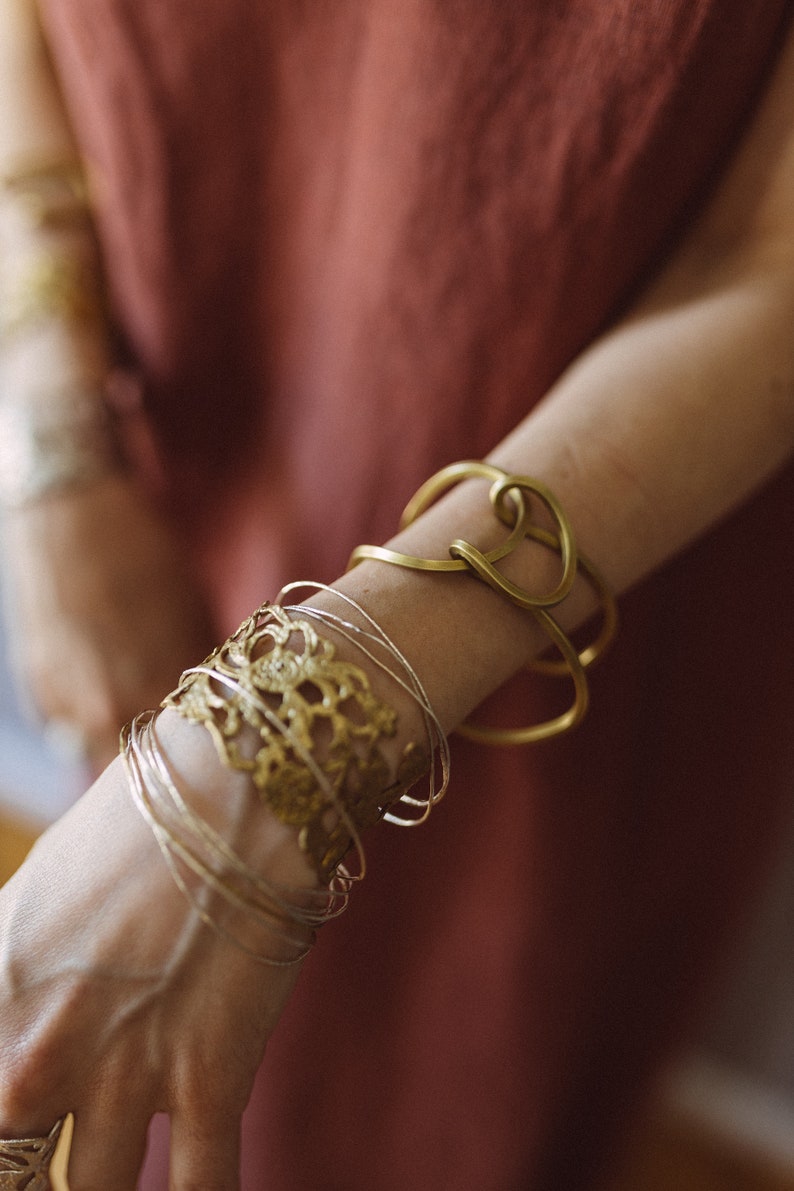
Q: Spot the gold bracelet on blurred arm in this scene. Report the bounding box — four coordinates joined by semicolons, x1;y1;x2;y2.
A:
0;385;122;508
0;155;122;507
0;155;92;231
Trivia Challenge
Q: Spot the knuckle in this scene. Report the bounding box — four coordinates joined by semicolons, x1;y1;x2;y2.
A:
0;981;94;1124
0;1048;51;1125
17;1038;62;1102
178;1078;233;1122
0;1082;31;1128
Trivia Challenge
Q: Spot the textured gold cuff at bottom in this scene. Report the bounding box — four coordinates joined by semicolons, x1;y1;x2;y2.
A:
123;591;446;963
0;1117;65;1189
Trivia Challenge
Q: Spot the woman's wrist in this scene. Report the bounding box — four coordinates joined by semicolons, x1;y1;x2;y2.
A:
325;473;605;735
116;593;445;963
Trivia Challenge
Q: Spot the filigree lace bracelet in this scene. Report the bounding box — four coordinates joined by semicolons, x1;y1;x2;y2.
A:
122;592;446;964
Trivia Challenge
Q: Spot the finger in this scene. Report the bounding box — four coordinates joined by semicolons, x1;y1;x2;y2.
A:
168;1107;242;1191
63;1107;150;1191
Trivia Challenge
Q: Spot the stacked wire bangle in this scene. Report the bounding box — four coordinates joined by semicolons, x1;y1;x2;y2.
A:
277;583;450;828
123;710;333;966
121;591;446;965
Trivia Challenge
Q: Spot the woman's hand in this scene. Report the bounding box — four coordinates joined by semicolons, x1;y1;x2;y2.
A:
0;713;312;1189
1;472;214;772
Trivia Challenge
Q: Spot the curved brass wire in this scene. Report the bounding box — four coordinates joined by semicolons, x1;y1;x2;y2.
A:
350;461;577;608
349;466;530;574
347;460;617;747
456;605;589;745
518;525;619;673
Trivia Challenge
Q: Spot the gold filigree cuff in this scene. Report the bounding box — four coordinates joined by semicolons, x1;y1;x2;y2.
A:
164;604;428;882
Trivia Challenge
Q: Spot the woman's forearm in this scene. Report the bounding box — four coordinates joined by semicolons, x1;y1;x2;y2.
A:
325;262;794;735
490;265;794;595
323;38;794;736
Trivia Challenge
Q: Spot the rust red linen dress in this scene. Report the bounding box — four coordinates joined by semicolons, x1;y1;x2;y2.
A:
39;2;794;1187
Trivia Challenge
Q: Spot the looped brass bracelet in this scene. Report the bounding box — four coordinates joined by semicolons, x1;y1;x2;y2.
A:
349;460;617;746
351;460;577;609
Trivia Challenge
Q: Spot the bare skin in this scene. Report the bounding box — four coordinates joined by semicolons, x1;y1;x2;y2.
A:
2;474;213;770
0;0;212;770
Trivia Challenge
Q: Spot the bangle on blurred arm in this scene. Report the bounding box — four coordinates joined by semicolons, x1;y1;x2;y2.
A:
121;594;445;965
0;384;123;508
0;245;107;344
0;156;120;506
0;155;92;231
0;154;108;345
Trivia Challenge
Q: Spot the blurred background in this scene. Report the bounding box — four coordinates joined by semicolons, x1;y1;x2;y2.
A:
0;607;87;890
0;562;87;836
1;555;793;1190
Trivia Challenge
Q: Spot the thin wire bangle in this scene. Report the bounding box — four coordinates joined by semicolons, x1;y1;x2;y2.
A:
123;716;318;966
278;581;450;826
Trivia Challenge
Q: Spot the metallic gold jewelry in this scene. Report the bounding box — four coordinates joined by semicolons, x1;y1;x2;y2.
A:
349;460;618;746
0;156;91;230
0;158;105;345
277;582;450;826
122;597;440;961
164;605;429;882
350;460;578;608
0;1117;64;1189
0;248;105;343
0;386;122;508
